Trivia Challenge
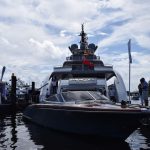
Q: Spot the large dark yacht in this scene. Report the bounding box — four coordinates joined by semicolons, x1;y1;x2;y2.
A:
23;25;150;140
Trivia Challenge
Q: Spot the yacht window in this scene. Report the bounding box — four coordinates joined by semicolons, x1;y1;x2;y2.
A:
62;91;94;102
56;94;64;102
72;65;82;70
46;95;59;102
61;91;110;102
89;91;109;100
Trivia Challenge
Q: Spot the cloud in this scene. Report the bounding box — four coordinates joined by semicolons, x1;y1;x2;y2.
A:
0;0;149;90
29;38;65;59
100;51;150;91
98;0;150;49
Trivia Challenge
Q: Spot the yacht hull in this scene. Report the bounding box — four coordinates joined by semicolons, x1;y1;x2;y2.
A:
23;104;150;140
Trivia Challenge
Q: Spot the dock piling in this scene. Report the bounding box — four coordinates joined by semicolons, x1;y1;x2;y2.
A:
11;73;16;107
31;82;35;103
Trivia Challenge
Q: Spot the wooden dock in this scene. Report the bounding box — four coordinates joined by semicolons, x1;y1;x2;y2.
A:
0;73;40;115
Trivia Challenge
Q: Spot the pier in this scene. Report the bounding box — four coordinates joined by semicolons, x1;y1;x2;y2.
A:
0;73;40;114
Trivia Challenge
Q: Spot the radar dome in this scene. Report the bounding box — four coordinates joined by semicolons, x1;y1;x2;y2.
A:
88;43;97;51
70;44;78;50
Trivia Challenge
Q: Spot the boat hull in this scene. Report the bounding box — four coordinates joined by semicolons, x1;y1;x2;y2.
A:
23;104;149;140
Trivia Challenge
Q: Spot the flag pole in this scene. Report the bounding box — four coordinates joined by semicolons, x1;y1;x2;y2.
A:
129;55;131;102
128;39;132;103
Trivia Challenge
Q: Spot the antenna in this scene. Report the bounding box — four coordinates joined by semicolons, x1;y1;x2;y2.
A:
81;23;84;32
79;24;88;50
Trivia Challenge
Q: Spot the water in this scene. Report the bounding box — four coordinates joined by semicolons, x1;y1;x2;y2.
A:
0;113;150;150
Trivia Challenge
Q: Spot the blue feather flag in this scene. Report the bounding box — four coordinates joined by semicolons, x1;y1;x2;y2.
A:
128;39;132;64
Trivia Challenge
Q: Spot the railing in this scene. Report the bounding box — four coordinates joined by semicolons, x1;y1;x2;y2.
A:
66;56;100;61
53;67;72;72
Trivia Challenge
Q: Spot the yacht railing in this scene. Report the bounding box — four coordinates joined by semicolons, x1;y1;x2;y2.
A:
53;66;72;72
94;66;113;71
66;56;100;61
53;65;113;72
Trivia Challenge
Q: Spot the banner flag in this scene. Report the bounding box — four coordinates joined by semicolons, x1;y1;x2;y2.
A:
128;39;132;63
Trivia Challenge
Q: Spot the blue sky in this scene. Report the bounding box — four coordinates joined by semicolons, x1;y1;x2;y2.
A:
0;0;150;91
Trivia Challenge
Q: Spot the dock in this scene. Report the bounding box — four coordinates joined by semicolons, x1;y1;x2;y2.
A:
0;73;40;115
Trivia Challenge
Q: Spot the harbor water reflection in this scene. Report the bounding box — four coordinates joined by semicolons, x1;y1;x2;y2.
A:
0;113;149;150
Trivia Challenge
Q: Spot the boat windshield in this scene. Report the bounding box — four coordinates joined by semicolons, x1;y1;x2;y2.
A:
61;91;109;102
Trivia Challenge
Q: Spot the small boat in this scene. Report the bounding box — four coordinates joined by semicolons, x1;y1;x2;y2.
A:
23;25;150;140
131;92;140;101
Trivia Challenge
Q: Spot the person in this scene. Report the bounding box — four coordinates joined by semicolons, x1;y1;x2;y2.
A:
138;83;143;105
109;87;116;102
51;76;58;94
46;88;50;98
140;78;149;106
102;87;106;96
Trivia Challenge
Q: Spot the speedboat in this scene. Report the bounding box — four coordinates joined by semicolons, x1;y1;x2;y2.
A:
23;25;150;140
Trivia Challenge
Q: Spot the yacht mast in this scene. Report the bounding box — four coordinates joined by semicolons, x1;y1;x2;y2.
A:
79;24;88;51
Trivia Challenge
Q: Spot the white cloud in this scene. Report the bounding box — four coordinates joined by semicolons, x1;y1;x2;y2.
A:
60;30;67;37
98;0;150;49
29;38;65;59
101;51;150;91
0;0;149;90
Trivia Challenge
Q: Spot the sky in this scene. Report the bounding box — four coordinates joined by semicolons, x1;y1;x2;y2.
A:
0;0;150;91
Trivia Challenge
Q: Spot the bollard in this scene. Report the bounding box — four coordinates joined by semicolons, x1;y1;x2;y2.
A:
11;73;16;107
31;82;35;103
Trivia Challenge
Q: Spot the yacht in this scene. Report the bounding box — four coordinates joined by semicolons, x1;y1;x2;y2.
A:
23;25;150;140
